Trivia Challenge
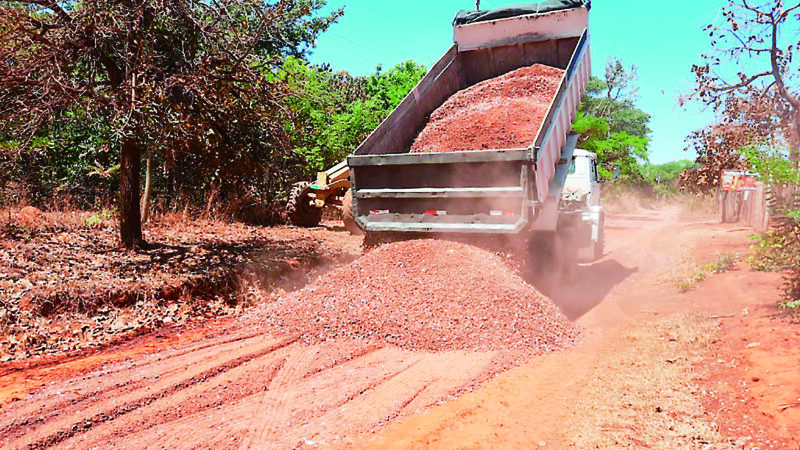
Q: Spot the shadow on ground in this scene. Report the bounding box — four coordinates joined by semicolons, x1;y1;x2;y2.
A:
537;259;638;320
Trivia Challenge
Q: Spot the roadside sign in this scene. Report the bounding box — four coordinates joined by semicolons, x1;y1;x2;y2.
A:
721;171;758;192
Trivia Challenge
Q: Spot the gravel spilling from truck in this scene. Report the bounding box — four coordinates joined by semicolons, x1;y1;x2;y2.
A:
265;239;578;352
411;64;564;153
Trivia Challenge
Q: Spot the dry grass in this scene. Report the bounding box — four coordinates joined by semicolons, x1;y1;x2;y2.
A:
0;206;102;235
677;253;739;293
567;318;735;449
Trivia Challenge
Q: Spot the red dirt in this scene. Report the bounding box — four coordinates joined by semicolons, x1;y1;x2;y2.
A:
2;207;798;449
0;214;362;361
410;64;564;153
691;270;800;448
263;239;578;352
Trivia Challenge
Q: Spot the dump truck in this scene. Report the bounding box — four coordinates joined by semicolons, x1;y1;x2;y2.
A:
348;1;598;276
288;1;601;278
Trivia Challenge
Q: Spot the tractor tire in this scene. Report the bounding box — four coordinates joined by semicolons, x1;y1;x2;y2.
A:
593;211;605;260
340;189;362;235
286;181;323;227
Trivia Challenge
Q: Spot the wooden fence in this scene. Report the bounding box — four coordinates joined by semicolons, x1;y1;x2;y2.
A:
720;181;769;231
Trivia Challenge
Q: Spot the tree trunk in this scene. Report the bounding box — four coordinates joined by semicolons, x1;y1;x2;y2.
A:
141;152;154;223
791;112;800;170
120;138;144;249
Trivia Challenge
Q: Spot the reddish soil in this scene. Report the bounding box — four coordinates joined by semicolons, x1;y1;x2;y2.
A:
691;270;800;448
1;206;798;449
264;239;577;352
352;208;800;448
0;212;362;361
410;64;564;153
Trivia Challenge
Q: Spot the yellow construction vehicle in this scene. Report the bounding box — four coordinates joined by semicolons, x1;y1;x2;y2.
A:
286;160;358;232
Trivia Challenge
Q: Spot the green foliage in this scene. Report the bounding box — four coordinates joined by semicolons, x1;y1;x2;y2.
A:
641;160;697;198
256;0;344;58
1;0;343;216
677;271;707;293
285;59;426;176
86;209;114;228
573;58;651;181
85;215;103;228
748;231;797;272
678;253;738;293
701;253;739;274
643;160;697;184
748;188;800;308
783;269;800;309
573;112;649;180
740;145;800;186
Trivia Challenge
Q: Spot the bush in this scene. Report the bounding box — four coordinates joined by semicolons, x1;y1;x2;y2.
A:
748;230;798;272
748;189;800;309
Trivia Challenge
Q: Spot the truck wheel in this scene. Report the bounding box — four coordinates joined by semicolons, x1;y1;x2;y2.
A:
593;211;605;260
527;232;563;283
287;181;323;227
363;231;386;249
558;226;579;282
340;189;362;235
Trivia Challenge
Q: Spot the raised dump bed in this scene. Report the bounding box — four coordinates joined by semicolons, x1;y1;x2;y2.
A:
348;2;591;235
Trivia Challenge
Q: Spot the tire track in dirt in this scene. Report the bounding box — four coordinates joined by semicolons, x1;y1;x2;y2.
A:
242;347;427;448
14;335;300;449
50;343;419;448
53;343;498;449
57;340;383;448
0;329;290;442
67;356;290;445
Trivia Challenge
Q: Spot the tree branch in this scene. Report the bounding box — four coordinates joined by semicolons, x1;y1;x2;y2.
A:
769;15;800;110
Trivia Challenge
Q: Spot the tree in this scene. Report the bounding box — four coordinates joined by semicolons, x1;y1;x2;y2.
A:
574;58;651;180
0;1;340;249
679;124;752;193
285;59;426;175
690;0;800;166
257;0;342;58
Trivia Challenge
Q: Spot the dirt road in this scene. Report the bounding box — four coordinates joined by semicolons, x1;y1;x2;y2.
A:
1;206;797;448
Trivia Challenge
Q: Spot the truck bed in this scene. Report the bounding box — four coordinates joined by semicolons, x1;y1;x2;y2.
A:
348;5;590;234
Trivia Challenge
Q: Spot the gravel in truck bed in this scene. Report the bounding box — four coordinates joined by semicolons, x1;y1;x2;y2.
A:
264;239;578;353
411;63;565;153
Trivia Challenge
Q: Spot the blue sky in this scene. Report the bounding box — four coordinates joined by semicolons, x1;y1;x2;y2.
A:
308;1;728;164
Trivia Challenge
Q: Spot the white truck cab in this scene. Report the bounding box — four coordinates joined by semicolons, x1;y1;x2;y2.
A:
562;150;605;261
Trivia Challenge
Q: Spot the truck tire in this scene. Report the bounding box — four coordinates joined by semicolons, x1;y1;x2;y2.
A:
526;232;563;284
593;211;605;260
287;181;323;227
558;225;579;282
340;189;362;235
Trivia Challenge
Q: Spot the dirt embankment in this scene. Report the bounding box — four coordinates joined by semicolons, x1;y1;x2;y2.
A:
0;211;362;361
411;64;564;153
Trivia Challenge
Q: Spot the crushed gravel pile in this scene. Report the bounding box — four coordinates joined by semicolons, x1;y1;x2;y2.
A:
266;239;578;352
410;64;564;153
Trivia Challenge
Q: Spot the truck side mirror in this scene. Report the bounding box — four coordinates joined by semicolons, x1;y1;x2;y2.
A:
612;165;621;181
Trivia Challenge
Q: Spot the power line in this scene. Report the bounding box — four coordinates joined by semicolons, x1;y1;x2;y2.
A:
327;31;389;60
